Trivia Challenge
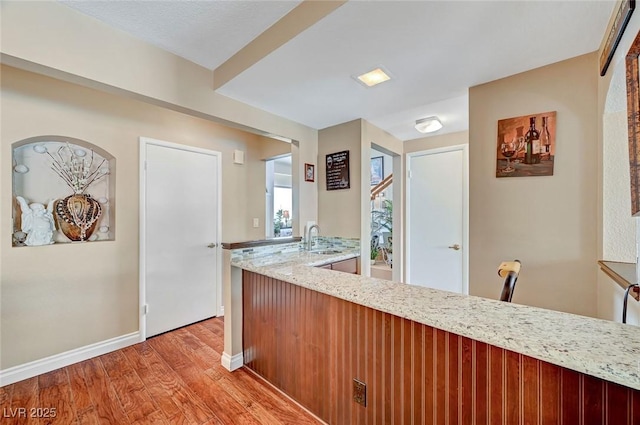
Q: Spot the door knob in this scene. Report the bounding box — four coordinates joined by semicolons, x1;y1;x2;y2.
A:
448;244;461;251
207;243;217;248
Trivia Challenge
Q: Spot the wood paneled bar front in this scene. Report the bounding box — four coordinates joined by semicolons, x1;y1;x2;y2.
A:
243;270;640;424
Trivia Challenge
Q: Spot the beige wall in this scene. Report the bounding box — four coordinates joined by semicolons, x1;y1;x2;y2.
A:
259;136;291;161
597;7;640;259
603;109;636;262
0;65;287;368
469;53;599;317
0;0;318;238
596;11;640;322
317;120;362;238
0;1;314;145
316;119;402;246
597;8;640;264
599;31;639;273
404;130;469;154
362;120;404;156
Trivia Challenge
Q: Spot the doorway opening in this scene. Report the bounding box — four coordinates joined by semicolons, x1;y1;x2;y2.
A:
370;147;393;280
266;154;293;238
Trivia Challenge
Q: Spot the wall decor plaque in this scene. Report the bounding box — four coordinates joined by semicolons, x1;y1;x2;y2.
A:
304;163;315;182
371;156;384;186
326;150;350;190
600;0;635;76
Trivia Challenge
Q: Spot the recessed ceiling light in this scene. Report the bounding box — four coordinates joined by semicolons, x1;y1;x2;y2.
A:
355;67;391;87
415;116;443;134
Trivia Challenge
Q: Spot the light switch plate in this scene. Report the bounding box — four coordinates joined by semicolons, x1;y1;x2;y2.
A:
253;218;259;228
233;150;245;164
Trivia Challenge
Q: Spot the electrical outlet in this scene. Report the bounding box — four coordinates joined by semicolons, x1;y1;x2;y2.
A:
353;379;366;406
253;218;259;228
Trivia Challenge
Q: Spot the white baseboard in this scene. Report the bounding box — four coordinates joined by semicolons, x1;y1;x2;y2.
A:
0;331;140;386
221;351;243;371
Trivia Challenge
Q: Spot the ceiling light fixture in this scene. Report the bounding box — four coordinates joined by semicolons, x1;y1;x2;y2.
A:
355;67;391;87
414;116;443;134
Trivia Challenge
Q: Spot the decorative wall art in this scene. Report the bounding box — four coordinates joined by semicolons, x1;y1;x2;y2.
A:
626;29;640;216
304;163;315;182
326;150;350;190
600;0;635;76
12;136;115;246
496;111;557;178
370;156;384;186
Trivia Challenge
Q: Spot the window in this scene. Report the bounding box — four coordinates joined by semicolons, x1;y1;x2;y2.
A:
274;187;292;236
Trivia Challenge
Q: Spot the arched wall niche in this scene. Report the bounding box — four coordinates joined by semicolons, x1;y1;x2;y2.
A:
602;58;636;262
11;135;116;246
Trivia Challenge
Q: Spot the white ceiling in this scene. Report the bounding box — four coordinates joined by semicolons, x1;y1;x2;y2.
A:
60;0;303;70
60;0;615;142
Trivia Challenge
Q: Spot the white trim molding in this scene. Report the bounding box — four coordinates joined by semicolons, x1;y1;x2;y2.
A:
221;352;244;372
0;331;140;386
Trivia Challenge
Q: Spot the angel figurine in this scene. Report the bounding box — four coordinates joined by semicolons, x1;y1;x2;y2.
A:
16;196;56;246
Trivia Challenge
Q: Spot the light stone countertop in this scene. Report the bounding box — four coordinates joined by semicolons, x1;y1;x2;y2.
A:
232;250;640;391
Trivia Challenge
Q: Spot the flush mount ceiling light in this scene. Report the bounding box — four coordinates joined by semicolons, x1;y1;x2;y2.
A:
414;116;443;134
355;67;391;87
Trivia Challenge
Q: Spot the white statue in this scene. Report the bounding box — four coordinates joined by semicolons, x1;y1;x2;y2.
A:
16;196;56;246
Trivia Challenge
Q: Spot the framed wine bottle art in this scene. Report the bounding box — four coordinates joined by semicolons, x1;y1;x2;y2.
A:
495;111;557;178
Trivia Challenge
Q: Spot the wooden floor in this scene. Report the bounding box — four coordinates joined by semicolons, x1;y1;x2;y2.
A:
1;318;323;425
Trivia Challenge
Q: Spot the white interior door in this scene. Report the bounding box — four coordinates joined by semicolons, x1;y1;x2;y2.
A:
407;145;468;294
141;138;221;338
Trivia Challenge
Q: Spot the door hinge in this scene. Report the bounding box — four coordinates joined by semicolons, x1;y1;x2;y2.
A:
144;304;149;315
144;160;147;170
408;170;412;178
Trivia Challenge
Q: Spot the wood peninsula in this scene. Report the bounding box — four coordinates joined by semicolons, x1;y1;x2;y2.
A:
223;241;640;424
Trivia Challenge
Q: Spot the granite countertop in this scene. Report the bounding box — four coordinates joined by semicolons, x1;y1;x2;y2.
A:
232;251;640;391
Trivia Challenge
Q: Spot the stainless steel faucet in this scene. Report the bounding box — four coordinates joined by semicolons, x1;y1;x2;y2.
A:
306;224;320;250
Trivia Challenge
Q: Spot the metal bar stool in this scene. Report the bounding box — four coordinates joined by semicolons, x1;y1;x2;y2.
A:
498;260;521;302
623;283;639;324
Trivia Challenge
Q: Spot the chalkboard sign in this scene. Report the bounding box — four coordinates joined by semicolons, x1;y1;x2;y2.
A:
326;150;350;190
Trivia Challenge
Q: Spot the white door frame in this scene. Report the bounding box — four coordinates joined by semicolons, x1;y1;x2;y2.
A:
139;136;222;341
406;144;469;294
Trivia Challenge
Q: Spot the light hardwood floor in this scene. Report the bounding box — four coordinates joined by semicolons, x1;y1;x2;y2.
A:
1;318;323;424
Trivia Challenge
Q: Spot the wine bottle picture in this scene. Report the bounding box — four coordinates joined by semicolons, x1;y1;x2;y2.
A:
496;111;555;178
514;126;525;162
524;117;540;164
541;116;551;160
499;133;520;173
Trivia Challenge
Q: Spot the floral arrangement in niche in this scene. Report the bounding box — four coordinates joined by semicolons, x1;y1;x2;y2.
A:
47;144;109;194
12;139;113;247
46;143;109;242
